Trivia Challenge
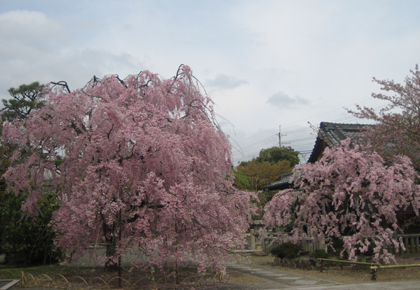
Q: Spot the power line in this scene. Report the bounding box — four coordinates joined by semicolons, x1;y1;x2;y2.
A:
233;129;313;156
231;101;386;163
239;135;278;151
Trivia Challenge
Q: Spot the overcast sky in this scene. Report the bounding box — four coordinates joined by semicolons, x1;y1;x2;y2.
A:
1;0;419;164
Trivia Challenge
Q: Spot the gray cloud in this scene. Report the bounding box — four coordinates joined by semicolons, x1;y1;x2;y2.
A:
1;49;144;101
266;91;310;108
0;10;144;101
206;74;248;90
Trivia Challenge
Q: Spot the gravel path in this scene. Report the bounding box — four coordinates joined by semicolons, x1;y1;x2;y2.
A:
221;263;420;290
224;262;341;289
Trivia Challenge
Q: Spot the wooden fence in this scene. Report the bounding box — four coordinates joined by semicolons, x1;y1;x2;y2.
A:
262;233;420;255
397;234;420;254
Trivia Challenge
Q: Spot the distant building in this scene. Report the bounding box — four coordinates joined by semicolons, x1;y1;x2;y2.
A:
264;172;294;191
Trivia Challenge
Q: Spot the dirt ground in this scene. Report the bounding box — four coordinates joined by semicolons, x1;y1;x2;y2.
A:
1;253;420;289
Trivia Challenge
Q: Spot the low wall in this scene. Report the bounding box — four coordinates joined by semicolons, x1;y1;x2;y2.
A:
262;235;326;255
67;246;147;267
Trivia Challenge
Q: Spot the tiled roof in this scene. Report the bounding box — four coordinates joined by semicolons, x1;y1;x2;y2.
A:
307;122;373;163
264;172;293;190
318;122;370;146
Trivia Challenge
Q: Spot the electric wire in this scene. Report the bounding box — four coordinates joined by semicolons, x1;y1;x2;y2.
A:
231;102;387;164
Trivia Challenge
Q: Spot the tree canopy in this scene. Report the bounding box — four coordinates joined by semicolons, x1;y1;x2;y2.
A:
256;146;300;167
263;139;420;264
236;159;292;191
2;66;253;272
348;65;420;171
235;146;298;192
232;169;251;190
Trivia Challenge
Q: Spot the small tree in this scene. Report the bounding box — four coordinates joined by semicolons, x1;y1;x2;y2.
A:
3;66;253;274
263;139;420;263
236;159;292;191
256;146;300;167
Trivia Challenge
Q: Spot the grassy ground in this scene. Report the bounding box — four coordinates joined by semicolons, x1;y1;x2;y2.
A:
248;253;420;284
0;264;225;289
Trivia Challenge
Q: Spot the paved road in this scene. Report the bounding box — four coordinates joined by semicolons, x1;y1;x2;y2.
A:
226;263;420;290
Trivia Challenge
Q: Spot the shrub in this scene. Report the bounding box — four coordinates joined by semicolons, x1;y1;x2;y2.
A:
270;242;302;259
309;249;329;259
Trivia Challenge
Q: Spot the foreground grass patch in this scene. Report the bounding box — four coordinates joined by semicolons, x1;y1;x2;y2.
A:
0;264;225;289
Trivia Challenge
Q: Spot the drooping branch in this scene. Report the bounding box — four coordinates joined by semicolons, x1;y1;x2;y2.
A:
49;81;71;93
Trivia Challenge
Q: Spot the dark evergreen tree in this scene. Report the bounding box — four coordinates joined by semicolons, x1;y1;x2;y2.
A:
1;82;44;122
0;82;61;265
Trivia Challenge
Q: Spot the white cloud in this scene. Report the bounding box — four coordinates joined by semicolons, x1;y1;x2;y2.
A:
0;10;144;100
0;10;63;60
206;74;248;90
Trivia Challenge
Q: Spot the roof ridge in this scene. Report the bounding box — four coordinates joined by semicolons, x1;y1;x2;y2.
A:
320;121;374;127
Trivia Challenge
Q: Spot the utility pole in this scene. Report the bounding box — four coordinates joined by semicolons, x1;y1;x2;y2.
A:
278;125;287;148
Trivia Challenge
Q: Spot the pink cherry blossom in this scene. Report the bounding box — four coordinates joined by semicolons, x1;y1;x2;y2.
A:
3;65;254;272
263;138;420;263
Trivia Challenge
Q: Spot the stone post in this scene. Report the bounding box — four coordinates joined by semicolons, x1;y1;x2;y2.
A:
250;229;256;250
